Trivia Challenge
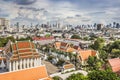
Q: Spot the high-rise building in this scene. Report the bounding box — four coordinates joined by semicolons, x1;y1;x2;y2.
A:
0;18;10;31
97;24;104;30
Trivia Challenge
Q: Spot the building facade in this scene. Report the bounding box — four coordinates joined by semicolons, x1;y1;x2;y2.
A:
0;40;41;72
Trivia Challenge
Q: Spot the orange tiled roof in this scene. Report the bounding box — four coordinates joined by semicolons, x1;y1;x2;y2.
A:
54;42;81;53
60;42;69;51
54;42;61;49
78;50;97;61
108;58;120;72
17;42;30;49
66;47;75;52
63;64;75;70
12;42;35;51
73;46;81;50
0;65;51;80
60;42;68;47
10;41;40;61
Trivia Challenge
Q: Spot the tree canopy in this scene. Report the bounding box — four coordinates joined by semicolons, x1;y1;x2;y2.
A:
99;50;108;61
66;70;120;80
105;40;120;58
53;76;63;80
0;36;15;47
45;34;51;38
71;34;81;39
88;70;120;80
87;56;102;70
66;73;88;80
90;38;105;50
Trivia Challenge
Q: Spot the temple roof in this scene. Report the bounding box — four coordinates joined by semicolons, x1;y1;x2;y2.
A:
78;50;97;61
0;65;51;80
54;41;81;52
10;41;40;61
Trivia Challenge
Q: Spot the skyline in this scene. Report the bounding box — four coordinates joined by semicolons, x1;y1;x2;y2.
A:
0;0;120;25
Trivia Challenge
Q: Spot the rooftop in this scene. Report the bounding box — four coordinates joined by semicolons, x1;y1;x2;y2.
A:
32;36;54;41
78;50;97;61
108;58;120;73
0;65;51;80
63;64;75;70
8;41;40;61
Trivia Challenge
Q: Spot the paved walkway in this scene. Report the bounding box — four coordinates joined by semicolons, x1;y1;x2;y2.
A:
50;70;88;80
42;60;59;74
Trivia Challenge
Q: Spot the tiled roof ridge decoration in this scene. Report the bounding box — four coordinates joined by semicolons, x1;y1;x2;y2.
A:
10;40;40;61
2;40;11;54
0;65;52;80
54;41;81;52
15;41;20;60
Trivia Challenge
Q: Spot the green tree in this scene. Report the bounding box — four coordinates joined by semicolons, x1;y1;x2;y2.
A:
87;56;102;70
53;76;63;80
99;50;108;61
56;59;65;66
45;34;51;38
89;34;98;40
0;37;7;47
108;40;120;52
111;49;120;58
66;73;88;80
71;34;81;39
6;36;15;42
88;70;120;80
0;36;15;47
83;37;89;41
105;40;120;58
90;38;105;50
47;55;54;61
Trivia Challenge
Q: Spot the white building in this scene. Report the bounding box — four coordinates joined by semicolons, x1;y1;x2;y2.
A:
0;40;41;72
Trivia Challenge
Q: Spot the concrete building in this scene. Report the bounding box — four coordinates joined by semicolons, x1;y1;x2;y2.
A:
97;24;104;30
0;18;10;31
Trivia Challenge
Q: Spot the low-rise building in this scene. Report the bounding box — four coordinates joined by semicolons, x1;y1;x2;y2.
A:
63;64;75;73
33;36;55;45
78;50;98;65
108;58;120;75
54;41;81;53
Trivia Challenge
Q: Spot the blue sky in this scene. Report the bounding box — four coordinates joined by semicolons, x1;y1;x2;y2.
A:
0;0;120;25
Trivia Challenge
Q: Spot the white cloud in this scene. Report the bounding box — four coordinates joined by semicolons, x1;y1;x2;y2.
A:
0;0;120;25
